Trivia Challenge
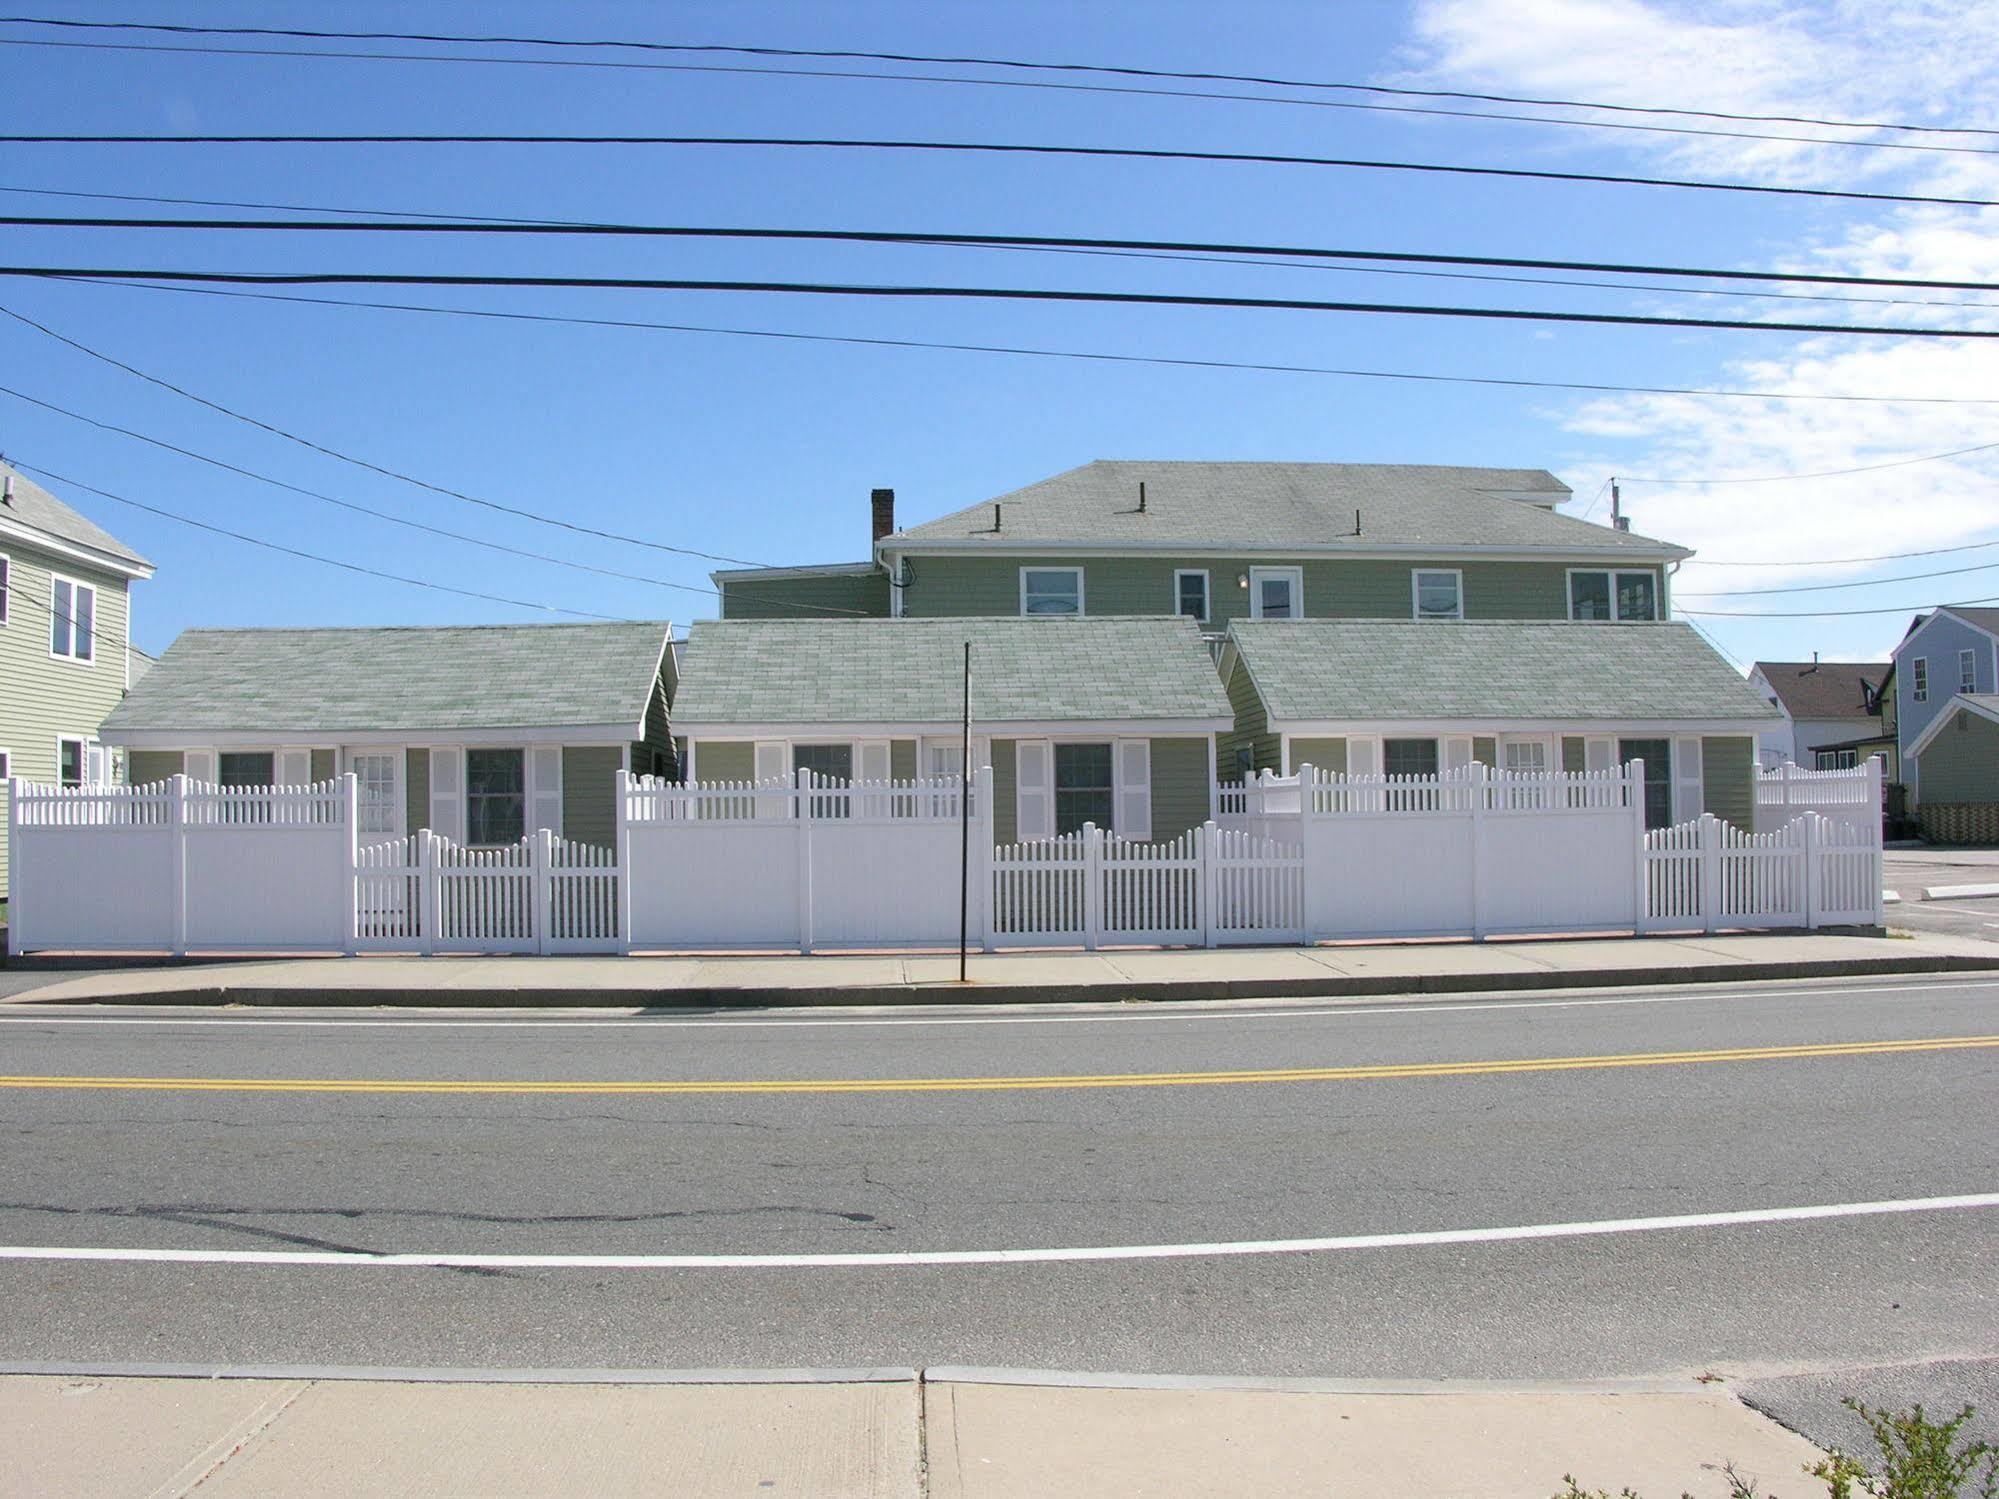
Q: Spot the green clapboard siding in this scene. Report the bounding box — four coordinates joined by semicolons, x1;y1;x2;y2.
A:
990;738;1018;844
405;747;429;834
1919;710;1999;802
1288;737;1347;775
127;750;183;786
720;570;890;620
890;739;917;780
631;672;675;779
563;746;622;848
692;740;755;782
1218;656;1280;779
1473;736;1497;767
1702;735;1755;830
898;554;1662;625
1562;737;1587;773
310;749;336;783
1149;737;1211;839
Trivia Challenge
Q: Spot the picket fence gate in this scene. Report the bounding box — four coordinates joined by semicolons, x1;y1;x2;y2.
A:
354;829;621;955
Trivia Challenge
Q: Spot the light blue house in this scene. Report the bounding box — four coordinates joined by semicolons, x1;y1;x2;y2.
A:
1893;605;1999;837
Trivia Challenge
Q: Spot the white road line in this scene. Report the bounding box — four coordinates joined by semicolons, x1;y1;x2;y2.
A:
0;1193;1990;1270
5;977;1997;1030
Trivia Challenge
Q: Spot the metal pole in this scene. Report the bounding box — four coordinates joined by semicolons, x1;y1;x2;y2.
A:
959;639;971;982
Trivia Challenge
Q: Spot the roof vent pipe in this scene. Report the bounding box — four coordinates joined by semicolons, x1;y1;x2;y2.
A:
0;472;11;506
1138;481;1147;513
993;502;1002;532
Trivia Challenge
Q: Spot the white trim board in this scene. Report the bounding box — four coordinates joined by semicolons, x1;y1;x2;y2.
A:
678;719;1231;739
102;725;642;750
879;540;1688;563
0;514;153;580
1264;717;1772;737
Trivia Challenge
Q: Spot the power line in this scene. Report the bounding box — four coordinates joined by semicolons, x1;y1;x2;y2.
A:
1622;439;1999;485
1680;558;1999;597
11;214;1999;293
0;28;1987;159
6;134;1997;213
1694;537;1999;566
6;457;626;619
1681;596;1997;619
1681;612;1747;672
57;273;1999;406
9;188;1995;311
8;266;1996;339
2;15;1987;139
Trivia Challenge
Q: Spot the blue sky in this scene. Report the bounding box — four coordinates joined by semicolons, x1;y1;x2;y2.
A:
2;0;1994;668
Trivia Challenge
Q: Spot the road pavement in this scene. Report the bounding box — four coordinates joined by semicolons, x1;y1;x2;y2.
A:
0;974;1992;1449
1885;847;1999;942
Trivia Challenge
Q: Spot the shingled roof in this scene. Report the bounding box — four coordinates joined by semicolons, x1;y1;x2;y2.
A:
1750;661;1883;721
0;465;152;572
891;461;1682;557
1226;619;1776;725
102;621;671;737
672;617;1233;728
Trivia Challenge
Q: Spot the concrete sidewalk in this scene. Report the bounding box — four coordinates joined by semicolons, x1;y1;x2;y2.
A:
1;1368;1829;1498
3;929;1996;1008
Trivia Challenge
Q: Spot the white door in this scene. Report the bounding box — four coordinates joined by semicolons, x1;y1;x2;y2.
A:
351;750;403;839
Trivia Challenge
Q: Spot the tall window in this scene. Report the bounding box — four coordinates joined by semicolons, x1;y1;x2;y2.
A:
1020;567;1082;616
352;751;401;837
1912;658;1928;703
0;554;10;625
1413;569;1463;620
50;575;95;661
1382;738;1439;777
1174;569;1210;622
1053;742;1114;834
1249;567;1302;620
1569;570;1658;622
57;736;87;788
1620;739;1673;829
465;748;525;846
1961;648;1978;694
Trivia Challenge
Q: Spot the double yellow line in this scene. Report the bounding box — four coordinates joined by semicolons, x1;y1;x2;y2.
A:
0;1034;1991;1096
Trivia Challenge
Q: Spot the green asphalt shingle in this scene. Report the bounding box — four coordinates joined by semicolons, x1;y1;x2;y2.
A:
101;621;670;735
671;617;1233;726
1227;619;1778;724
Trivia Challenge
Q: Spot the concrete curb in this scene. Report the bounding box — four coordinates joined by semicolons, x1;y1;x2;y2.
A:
0;1361;918;1385
1921;882;1999;901
8;951;1997;1008
924;1366;1712;1396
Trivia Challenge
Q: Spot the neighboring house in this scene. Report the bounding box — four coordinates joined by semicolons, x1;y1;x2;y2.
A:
0;466;155;898
1218;620;1777;829
98;621;675;848
669;616;1234;843
714;462;1688;629
1891;605;1999;807
1746;659;1888;771
1904;694;1999;843
126;642;157;688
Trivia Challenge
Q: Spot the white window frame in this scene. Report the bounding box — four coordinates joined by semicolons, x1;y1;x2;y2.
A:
1960;648;1977;694
0;747;11;781
1248;566;1304;621
55;734;91;788
1815;748;1859;771
1500;736;1552;773
1018;565;1084;617
1912;657;1928;703
0;551;10;626
348;748;405;840
1172;568;1210;623
1566;568;1659;623
1411;568;1464;621
463;745;529;848
48;571;97;663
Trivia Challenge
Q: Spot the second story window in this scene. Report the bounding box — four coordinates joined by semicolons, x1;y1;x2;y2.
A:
1249;566;1302;620
1174;569;1209;622
1913;658;1929;703
0;553;10;624
50;575;95;662
1413;569;1464;620
1020;567;1083;616
1569;569;1658;622
1961;648;1978;694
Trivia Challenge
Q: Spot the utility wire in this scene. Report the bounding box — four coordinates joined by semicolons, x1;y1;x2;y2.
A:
11;214;1999;292
1621;439;1999;484
0;29;1986;158
9;189;1995;310
57;273;1999;406
1680;558;1999;597
8;267;1995;339
6;134;1997;213
1681;595;1999;619
2;15;1988;138
1694;537;1999;566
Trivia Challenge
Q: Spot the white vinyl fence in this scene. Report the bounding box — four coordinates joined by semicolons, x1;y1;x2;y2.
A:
7;761;1881;956
1756;758;1884;837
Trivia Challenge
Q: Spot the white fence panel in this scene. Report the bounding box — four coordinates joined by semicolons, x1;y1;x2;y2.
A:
1101;828;1202;946
355;834;423;951
1642;810;1879;932
1756;759;1883;837
181;779;351;950
808;819;971;948
1715;820;1808;930
434;837;538;953
1814;816;1882;925
1479;792;1640;935
989;832;1089;948
1209;826;1304;945
7;781;179;951
548;834;622;953
1306;814;1476;939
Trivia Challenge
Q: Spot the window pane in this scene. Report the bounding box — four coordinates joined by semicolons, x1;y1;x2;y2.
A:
792;744;854;782
1382;738;1439;777
218;752;274;787
51;577;71;656
73;584;93;660
1022;569;1080;615
1569;571;1611;620
1415;571;1461;619
1962;650;1977;692
465;748;525;846
1054;742;1114;834
1503;741;1547;772
1616;572;1658;621
58;739;83;787
1258;577;1293;618
1177;573;1208;620
1619;739;1672;829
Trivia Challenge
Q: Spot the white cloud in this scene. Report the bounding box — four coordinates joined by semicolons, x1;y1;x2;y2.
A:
1402;0;1999;650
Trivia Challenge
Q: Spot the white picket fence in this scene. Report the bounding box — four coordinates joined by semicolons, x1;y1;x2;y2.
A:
1756;758;1883;837
6;760;1882;956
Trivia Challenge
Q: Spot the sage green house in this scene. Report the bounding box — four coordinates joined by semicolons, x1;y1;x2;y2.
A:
0;466;155;898
1219;620;1778;829
671;617;1232;843
713;462;1687;630
1903;693;1999;843
98;621;676;849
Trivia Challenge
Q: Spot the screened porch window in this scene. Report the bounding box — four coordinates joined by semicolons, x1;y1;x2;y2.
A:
1382;738;1439;777
465;748;525;846
1054;742;1114;834
217;752;274;787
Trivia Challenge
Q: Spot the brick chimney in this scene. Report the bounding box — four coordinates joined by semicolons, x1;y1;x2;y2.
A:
870;487;896;543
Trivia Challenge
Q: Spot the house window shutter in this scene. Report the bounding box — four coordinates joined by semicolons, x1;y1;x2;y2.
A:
1584;737;1616;773
185;749;217;784
753;742;787;782
85;743;110;786
1673;736;1704;823
1015;739;1054;840
1115;738;1152;842
858;740;891;784
1346;737;1381;778
429;747;463;842
529;745;563;835
277;749;312;786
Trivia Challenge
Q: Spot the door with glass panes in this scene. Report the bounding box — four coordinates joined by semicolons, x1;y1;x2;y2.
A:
350;751;403;840
1619;738;1673;830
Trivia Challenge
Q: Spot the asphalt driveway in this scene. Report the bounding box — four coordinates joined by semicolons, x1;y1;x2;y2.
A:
1885;847;1999;943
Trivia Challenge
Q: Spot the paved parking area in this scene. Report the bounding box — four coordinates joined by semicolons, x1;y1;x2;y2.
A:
1884;847;1999;943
